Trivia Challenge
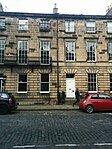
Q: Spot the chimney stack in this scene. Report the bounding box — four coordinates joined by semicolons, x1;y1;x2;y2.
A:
106;4;112;15
0;2;3;12
53;3;58;14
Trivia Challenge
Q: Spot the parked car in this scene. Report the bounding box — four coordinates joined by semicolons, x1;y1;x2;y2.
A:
79;92;112;113
0;92;17;114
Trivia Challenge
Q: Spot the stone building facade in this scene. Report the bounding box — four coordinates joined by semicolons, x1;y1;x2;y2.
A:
0;10;112;104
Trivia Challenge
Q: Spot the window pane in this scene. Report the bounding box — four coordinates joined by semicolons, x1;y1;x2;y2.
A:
87;41;96;61
88;74;97;91
19;19;28;30
41;74;49;92
41;83;49;91
107;22;112;33
18;40;28;64
65;21;74;32
110;74;112;91
66;74;74;78
108;40;112;61
1;93;9;98
0;39;5;64
18;74;27;92
91;94;98;99
19;74;27;82
40;41;50;65
39;19;50;31
41;74;49;82
65;41;75;61
0;18;5;29
18;83;27;91
86;22;96;33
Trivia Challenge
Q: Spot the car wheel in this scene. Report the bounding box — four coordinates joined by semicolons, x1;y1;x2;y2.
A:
85;105;94;114
0;105;8;115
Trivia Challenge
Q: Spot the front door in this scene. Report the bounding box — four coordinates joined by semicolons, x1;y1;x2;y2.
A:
66;76;75;98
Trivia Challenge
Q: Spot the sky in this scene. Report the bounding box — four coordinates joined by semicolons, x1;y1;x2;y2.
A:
0;0;112;15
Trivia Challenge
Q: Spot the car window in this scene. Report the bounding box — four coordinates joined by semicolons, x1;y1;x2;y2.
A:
99;94;111;100
1;93;9;98
81;93;89;98
91;94;98;99
98;94;106;99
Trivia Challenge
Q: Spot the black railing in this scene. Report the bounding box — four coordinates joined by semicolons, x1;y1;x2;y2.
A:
1;56;52;66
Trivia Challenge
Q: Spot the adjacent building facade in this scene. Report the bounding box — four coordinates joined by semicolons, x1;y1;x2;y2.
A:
0;7;112;104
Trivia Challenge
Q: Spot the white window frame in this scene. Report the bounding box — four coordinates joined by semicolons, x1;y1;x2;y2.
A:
39;19;50;30
65;41;75;61
0;18;5;29
88;73;97;92
17;74;27;93
110;74;112;93
17;40;28;65
18;19;28;31
86;41;96;62
40;41;50;65
86;21;96;33
40;73;50;93
0;39;5;64
65;21;75;32
108;40;112;61
107;22;112;33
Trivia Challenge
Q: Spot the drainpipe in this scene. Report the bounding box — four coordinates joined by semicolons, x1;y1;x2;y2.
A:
53;4;59;103
56;13;59;104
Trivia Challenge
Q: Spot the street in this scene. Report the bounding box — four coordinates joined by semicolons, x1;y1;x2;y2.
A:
0;110;112;149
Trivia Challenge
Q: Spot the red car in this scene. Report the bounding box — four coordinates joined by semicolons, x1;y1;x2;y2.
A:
79;92;112;113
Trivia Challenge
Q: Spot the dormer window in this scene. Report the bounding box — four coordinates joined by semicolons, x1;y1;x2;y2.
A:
0;18;5;30
39;19;50;32
86;21;96;33
18;19;28;31
65;21;75;33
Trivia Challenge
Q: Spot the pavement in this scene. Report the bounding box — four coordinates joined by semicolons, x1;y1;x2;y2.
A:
17;103;79;111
